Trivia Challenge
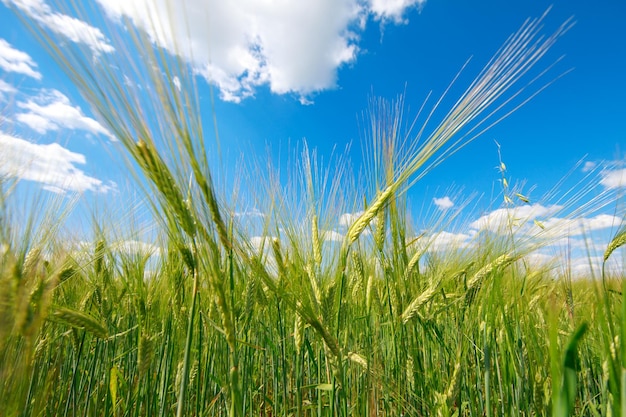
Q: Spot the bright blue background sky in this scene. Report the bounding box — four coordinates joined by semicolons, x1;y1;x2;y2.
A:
0;0;624;274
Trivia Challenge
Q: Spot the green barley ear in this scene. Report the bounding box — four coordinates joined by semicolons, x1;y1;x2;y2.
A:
375;207;387;251
366;274;376;314
401;277;442;323
137;332;154;378
347;185;397;246
23;247;42;277
49;307;108;339
271;238;287;281
17;274;57;342
403;246;425;281
94;239;106;277
294;313;304;354
603;223;626;263
311;214;322;267
466;253;520;305
135;140;197;238
350;251;365;299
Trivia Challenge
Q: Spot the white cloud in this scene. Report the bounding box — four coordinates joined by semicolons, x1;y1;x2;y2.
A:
323;230;344;242
235;208;265;218
90;0;423;103
112;240;160;256
433;196;454;210
538;214;620;236
16;89;114;139
568;255;623;278
600;168;626;189
0;38;42;79
469;204;561;232
249;235;274;252
367;0;425;23
581;161;596;173
0;132;114;193
339;210;364;227
522;252;556;268
4;0;114;54
427;231;472;251
0;79;17;97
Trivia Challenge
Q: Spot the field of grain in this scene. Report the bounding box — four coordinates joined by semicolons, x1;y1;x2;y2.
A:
1;3;625;416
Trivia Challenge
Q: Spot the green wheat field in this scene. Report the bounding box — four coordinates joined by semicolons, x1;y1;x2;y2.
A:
1;4;625;417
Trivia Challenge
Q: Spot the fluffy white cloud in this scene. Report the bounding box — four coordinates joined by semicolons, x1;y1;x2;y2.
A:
0;132;114;193
600;168;626;189
249;235;274;252
89;0;423;103
427;231;472;251
323;230;344;242
15;89;114;139
4;0;114;54
339;210;364;227
112;240;160;256
433;196;454;210
0;38;42;79
367;0;426;23
568;255;623;278
469;204;561;232
538;214;620;236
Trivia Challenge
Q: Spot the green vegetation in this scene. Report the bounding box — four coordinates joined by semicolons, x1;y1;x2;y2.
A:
1;5;625;416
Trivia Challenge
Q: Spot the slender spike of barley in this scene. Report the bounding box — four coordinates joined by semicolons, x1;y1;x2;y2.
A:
294;314;304;354
138;333;154;377
403;248;424;281
347;351;368;370
401;278;442;323
604;227;626;263
51;307;108;339
23;247;42;276
311;214;322;266
347;184;397;244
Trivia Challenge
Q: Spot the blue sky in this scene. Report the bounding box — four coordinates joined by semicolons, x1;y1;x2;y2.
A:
0;0;624;274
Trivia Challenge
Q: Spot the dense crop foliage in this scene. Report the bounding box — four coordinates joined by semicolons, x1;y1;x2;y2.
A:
1;3;625;416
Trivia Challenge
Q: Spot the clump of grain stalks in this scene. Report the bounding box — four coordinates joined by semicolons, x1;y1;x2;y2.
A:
3;2;626;416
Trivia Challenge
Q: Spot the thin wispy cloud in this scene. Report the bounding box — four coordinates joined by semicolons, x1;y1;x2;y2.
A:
0;132;114;193
0;38;42;79
16;89;114;139
234;208;265;218
581;161;596;173
3;0;114;55
89;0;424;103
0;79;17;97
